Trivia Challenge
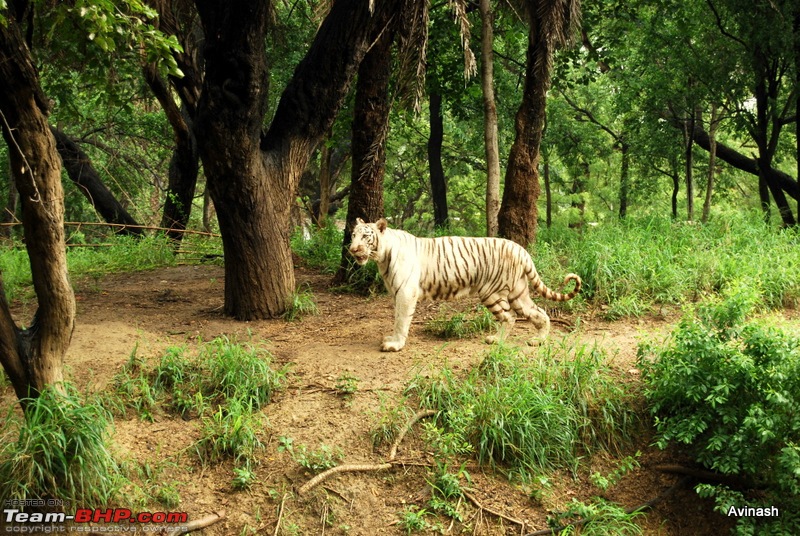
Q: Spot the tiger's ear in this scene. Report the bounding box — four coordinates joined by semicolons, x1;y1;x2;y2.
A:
376;218;388;232
355;217;366;226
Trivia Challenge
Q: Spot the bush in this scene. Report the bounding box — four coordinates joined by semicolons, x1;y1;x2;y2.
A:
640;282;800;534
0;384;123;507
406;340;637;477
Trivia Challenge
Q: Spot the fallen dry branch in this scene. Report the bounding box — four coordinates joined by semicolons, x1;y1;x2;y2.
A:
169;511;225;534
297;409;437;496
462;488;526;529
298;462;393;495
389;409;437;460
524;475;692;536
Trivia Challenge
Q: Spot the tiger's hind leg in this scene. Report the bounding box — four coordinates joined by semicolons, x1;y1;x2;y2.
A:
511;292;551;341
482;296;516;344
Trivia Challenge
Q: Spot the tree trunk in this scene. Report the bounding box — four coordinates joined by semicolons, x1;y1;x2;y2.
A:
544;158;552;228
618;141;630;218
144;65;200;243
1;160;18;239
671;171;680;220
193;0;401;319
497;14;550;246
701;104;719;223
145;1;205;243
684;110;695;221
50;128;144;236
428;92;448;229
479;0;500;237
317;141;333;226
0;11;76;407
335;23;394;286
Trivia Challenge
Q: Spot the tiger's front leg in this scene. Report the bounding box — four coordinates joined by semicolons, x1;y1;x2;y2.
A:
382;289;418;352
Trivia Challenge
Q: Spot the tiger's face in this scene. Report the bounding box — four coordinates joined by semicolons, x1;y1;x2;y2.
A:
348;218;386;265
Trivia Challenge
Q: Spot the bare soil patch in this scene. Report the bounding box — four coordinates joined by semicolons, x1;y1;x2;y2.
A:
2;263;736;535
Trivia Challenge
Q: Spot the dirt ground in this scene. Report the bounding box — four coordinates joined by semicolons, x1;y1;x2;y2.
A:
2;262;739;535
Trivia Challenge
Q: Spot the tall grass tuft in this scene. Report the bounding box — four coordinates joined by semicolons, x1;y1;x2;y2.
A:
406;341;637;477
200;337;285;411
0;384;123;507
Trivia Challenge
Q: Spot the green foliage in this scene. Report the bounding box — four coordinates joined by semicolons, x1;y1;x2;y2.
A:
590;452;641;492
195;398;264;465
406;340;637;477
547;498;645;536
397;506;433;535
0;383;123;507
334;372;360;399
539;213;800;313
290;221;343;274
201;337;285;411
640;283;800;534
424;305;496;339
277;436;343;473
106;337;285;421
283;285;319;321
231;464;257;491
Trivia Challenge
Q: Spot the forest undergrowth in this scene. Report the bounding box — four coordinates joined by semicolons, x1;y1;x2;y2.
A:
0;212;798;535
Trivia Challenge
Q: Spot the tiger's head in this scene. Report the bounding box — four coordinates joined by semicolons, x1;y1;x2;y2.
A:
348;217;387;265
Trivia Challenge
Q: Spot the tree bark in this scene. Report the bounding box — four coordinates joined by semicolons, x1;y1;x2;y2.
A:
701;104;719;223
0;10;76;407
497;13;549;246
335;22;395;286
317;141;333;227
192;0;401;318
428;91;448;229
50;128;144;236
479;0;500;237
619;142;630;218
684;108;695;221
143;65;200;243
544;158;552;228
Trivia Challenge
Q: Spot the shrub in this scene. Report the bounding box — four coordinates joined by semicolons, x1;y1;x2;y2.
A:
0;384;123;507
640;282;800;534
406;340;637;477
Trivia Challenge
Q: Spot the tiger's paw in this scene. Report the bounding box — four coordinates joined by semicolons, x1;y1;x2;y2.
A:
381;336;405;352
484;334;499;344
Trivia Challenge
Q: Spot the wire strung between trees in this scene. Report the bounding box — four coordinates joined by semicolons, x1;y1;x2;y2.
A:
0;220;220;238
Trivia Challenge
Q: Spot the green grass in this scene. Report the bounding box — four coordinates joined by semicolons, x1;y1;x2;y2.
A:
405;340;637;478
537;211;800;313
0;383;123;507
290;220;344;274
283;285;319;321
0;233;223;303
424;305;496;339
105;336;286;421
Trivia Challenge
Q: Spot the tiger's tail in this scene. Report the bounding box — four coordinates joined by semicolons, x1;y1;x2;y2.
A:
530;271;582;302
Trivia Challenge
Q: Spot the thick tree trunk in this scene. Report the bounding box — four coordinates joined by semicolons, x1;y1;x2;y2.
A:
50;128;144;236
497;15;550;246
335;24;394;285
480;0;500;237
428;92;448;229
0;12;76;406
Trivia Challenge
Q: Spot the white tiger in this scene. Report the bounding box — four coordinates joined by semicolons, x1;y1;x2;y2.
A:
348;218;581;352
